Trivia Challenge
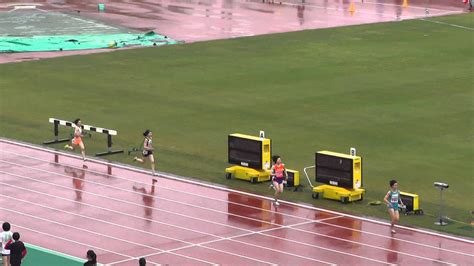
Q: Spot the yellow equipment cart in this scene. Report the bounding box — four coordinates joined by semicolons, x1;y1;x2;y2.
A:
400;191;423;215
304;150;364;203
225;133;272;183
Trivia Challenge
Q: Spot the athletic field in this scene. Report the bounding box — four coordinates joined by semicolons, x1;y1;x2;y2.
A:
0;0;473;265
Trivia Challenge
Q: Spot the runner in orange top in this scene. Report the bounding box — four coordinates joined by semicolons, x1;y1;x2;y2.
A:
271;155;287;207
64;118;86;161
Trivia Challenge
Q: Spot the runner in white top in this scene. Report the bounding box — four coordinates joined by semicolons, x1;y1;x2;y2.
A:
1;222;13;266
133;129;157;180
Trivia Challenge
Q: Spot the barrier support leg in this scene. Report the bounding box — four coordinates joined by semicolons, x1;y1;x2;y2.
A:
44;121;70;145
96;134;123;156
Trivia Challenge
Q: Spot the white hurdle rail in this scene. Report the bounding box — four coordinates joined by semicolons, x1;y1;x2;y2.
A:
43;118;123;156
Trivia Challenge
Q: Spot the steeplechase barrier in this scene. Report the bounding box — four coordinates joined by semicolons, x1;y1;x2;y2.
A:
43;118;123;156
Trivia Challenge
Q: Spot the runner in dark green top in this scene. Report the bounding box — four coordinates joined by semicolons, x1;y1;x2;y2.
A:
384;180;405;234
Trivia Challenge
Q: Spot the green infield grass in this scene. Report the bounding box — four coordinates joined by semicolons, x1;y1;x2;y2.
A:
1;14;473;237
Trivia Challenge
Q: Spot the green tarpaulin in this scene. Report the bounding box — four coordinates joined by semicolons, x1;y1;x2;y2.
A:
0;31;178;53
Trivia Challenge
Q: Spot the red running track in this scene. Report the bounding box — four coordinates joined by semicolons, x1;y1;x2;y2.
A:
0;139;473;265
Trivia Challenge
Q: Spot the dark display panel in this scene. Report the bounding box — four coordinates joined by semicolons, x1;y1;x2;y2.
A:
400;194;414;212
316;153;353;172
228;136;262;169
315;153;354;188
286;171;296;187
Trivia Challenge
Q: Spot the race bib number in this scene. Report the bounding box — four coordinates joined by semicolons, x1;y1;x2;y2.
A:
391;195;398;203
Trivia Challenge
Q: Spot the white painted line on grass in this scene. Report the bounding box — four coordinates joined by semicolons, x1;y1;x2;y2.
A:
419;18;474;31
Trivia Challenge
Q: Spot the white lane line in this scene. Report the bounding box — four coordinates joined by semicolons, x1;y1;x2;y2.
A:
133;216;391;266
0;194;279;266
278;1;402;20
1;138;473;246
108;218;338;266
0;180;332;265
1;152;473;257
0;199;271;265
360;0;459;12
0;159;310;229
0;177;386;265
0;195;330;266
0;164;465;265
0;194;208;244
0;220;133;263
4;3;43;7
0;195;278;265
1;153;321;222
267;0;460;20
419;18;474;31
170;218;339;254
0;207;214;265
288;225;457;265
